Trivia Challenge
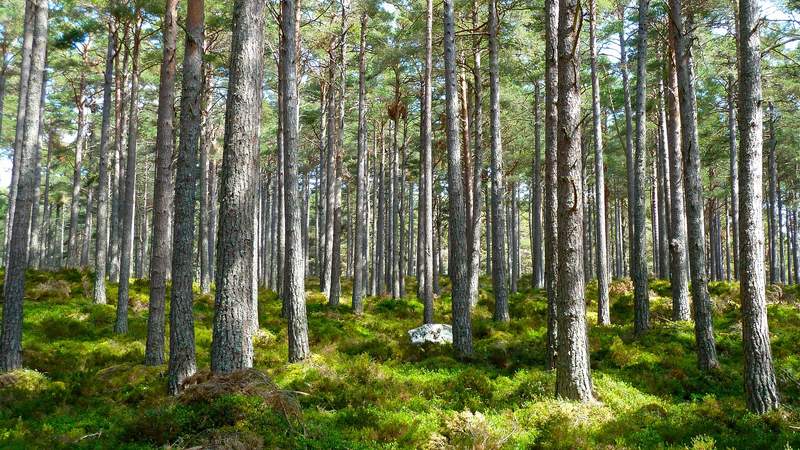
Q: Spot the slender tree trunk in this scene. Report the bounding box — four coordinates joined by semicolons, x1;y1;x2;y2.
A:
768;102;778;284
488;0;509;322
80;188;93;266
531;81;543;289
93;16;116;305
68;74;89;267
282;0;311;362
555;0;593;402
665;35;691;322
145;0;178;365
630;0;650;335
670;0;718;370
590;0;609;325
420;0;435;323
352;12;369;314
0;0;47;371
737;0;780;413
4;2;34;265
114;11;142;335
210;0;266;372
167;0;203;393
444;0;473;358
544;0;559;370
656;78;671;280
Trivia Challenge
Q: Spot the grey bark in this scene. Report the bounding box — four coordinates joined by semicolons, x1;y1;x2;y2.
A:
421;0;434;323
555;0;593;402
444;0;473;358
488;0;509;322
531;81;543;290
544;0;559;370
352;12;369;314
665;36;691;322
210;0;266;372
670;0;718;370
93;16;116;305
282;0;311;362
737;0;780;413
114;11;142;335
167;0;203;394
146;0;179;366
631;0;650;336
590;0;609;326
0;0;47;371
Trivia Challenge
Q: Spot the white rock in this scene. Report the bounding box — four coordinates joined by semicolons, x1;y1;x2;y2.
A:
408;324;453;345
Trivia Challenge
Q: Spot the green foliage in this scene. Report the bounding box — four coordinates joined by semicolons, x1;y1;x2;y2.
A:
1;270;800;448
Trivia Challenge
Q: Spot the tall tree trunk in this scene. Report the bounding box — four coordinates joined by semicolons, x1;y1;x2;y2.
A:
167;0;203;394
282;0;311;362
737;0;780;413
68;73;89;267
0;0;47;371
114;11;142;335
768;102;778;284
727;78;739;280
531;81;543;289
665;32;691;322
93;16;116;305
488;0;509;322
631;0;650;335
199;64;213;293
656;78;671;279
421;0;434;323
146;0;179;366
444;0;473;358
4;2;34;266
544;0;559;370
210;0;266;372
352;12;369;314
670;0;718;370
555;0;593;402
590;0;609;325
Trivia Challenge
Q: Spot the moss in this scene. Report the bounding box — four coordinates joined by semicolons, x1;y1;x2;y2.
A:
2;270;800;448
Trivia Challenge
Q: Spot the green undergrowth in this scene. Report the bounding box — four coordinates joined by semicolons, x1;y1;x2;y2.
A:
0;269;799;448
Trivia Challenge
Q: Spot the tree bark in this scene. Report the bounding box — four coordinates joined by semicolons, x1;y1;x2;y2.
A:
631;0;650;335
0;0;47;371
146;0;179;366
544;0;559;370
282;0;311;362
167;0;203;393
352;12;369;314
737;0;780;413
555;0;593;402
590;0;609;325
444;0;473;358
211;0;266;372
114;11;142;335
670;0;718;370
421;0;434;323
93;15;116;305
488;0;509;322
664;30;691;322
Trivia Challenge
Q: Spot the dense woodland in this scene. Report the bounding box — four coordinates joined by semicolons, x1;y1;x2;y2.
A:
0;0;799;447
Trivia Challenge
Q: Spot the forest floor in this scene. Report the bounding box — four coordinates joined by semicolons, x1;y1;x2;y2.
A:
0;270;799;449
